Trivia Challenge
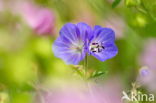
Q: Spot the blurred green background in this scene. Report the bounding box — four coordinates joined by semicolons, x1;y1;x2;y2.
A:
0;0;156;102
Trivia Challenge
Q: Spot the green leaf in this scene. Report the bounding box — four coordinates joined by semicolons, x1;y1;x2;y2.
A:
112;0;122;8
72;66;84;78
89;71;106;79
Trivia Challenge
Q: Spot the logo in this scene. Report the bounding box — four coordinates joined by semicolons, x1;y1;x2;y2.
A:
122;91;155;102
122;83;155;102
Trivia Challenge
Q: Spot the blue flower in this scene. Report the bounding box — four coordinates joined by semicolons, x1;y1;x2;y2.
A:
52;23;91;65
52;22;118;65
88;25;118;61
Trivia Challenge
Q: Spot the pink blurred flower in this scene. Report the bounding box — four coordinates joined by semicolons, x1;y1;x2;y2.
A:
17;2;55;35
139;39;156;69
89;78;123;103
38;78;123;103
138;39;156;92
43;89;90;103
0;0;4;12
104;15;126;39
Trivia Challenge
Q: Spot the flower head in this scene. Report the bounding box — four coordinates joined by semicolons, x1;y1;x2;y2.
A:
52;22;118;65
88;25;118;61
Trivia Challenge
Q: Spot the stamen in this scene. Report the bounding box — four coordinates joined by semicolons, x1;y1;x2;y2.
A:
90;42;105;53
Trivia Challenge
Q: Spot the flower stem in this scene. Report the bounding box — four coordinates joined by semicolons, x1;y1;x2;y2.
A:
84;54;88;80
83;55;96;102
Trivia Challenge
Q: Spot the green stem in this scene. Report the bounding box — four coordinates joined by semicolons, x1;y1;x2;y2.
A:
84;54;88;80
83;55;96;102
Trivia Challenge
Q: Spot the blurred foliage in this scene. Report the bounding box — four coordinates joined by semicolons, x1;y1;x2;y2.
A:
125;0;141;7
0;0;156;102
112;0;122;8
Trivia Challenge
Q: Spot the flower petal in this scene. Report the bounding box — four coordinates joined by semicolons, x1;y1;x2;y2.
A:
91;43;118;61
89;26;118;61
76;22;92;42
52;22;92;65
59;22;92;45
91;26;115;43
52;37;86;65
59;23;77;44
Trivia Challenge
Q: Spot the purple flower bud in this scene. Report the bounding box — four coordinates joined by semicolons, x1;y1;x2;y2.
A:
140;67;150;77
138;66;156;92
